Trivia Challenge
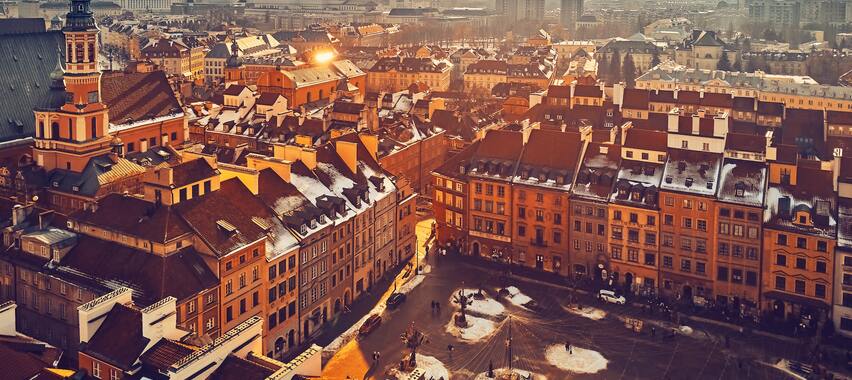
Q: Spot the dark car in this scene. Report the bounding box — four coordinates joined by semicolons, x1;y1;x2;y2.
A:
358;314;382;337
386;293;407;309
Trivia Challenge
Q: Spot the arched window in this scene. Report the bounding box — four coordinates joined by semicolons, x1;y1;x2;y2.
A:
38;121;44;138
51;122;60;140
68;119;74;141
91;117;97;139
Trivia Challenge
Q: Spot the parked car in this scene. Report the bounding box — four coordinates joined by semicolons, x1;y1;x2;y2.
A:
386;293;407;309
597;289;626;305
358;314;382;337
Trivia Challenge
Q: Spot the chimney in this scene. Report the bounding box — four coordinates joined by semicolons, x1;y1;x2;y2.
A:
246;154;292;183
335;141;358;174
141;297;182;350
300;146;318;171
38;210;54;230
0;301;16;336
667;109;679;133
620;121;634;147
78;288;133;344
11;205;26;227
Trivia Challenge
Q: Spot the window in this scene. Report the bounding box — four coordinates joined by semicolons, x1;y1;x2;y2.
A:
665;196;674;206
644;252;655;266
815;284;826;298
497;186;505;197
794;280;805;294
720;208;730;217
732;225;744;237
629;213;638;223
682;199;692;209
747;227;758;239
92;362;101;379
518;207;526;218
796;257;806;269
628;248;639;262
817;241;827;252
746;247;758;260
746;271;757;286
776;234;787;245
816;261;826;273
647;215;655;226
731;269;742;283
611;226;622;240
797;237;807;249
518;225;526;237
662;234;673;247
682;217;692;229
611;247;622;260
775;276;785;290
776;254;786;266
226;306;233;321
717;266;729;281
696;262;706;275
719;222;729;234
613;210;622;220
574;220;581;231
645;232;656;245
554;213;562;225
680;259;691;272
663;256;673;268
664;214;673;225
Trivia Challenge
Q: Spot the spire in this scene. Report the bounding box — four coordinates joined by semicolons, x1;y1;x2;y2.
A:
226;40;243;68
49;49;65;89
64;0;96;32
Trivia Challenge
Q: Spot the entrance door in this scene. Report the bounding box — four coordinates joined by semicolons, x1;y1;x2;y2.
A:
683;285;693;303
303;320;310;341
535;255;544;270
472;242;480;256
624;272;634;293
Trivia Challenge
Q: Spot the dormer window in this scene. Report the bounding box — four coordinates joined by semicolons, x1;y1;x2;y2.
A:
798;215;807;224
734;182;745;197
310;219;317;229
300;224;308;235
631;191;641;201
816;200;830;216
320;215;327;224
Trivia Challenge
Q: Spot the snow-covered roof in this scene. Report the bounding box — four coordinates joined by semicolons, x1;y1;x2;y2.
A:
717;159;766;207
763;167;837;238
660;149;722;196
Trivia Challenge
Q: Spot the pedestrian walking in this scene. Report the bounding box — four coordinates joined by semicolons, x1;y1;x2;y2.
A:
447;344;454;359
431;300;436;312
651;327;656;337
436;301;441;313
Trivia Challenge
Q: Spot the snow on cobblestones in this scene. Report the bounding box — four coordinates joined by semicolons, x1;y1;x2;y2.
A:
446;315;497;341
545;344;608;374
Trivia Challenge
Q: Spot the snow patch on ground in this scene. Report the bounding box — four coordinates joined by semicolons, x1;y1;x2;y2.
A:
564;305;607;320
504;286;533;307
451;288;506;317
474;368;548;380
678;325;693;335
398;274;425;295
324;275;424;354
388;354;450;380
446;315;497;341
545;344;608;374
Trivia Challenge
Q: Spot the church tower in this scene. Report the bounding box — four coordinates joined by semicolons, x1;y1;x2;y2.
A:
33;0;111;172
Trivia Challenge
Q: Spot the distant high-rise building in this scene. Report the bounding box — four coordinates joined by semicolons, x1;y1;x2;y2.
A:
496;0;545;22
560;0;584;31
748;0;801;26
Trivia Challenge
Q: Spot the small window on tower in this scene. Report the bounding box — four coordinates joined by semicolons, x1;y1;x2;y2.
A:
87;91;98;104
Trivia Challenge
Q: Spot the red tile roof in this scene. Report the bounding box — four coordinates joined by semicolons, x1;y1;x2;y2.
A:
622;88;650;109
101;71;182;125
171;158;218;187
573;84;602;97
82;303;147;371
71;194;193;243
519;129;583;171
624;128;667;151
473;130;524;161
139;340;196;372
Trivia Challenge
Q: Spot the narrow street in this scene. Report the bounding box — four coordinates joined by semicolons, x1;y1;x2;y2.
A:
321;218;815;380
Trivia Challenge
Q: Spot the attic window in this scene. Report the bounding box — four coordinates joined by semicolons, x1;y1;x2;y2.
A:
310;219;317;229
734;182;745;197
300;224;308;235
816;200;830;216
320;215;327;223
685;178;694;187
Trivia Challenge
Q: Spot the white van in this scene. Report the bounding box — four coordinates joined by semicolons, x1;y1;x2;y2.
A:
597;289;626;305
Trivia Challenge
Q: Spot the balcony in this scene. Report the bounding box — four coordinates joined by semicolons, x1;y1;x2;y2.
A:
530;239;548;247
